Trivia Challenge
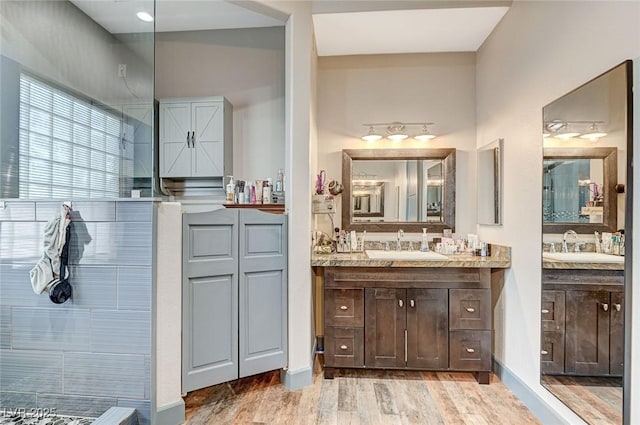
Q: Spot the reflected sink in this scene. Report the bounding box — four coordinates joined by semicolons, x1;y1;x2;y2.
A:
365;250;448;260
542;252;624;263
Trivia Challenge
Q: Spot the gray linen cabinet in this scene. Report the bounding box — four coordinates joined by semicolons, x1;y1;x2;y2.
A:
182;208;287;392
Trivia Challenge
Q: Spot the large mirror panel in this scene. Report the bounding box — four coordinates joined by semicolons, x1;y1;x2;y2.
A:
342;148;455;233
540;61;632;425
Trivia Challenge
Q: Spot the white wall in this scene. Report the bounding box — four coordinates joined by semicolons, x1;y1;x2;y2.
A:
155;27;285;182
476;1;640;422
316;53;477;236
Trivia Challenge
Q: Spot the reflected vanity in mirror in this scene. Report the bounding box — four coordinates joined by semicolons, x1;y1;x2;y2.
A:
477;138;503;225
342;149;455;232
540;61;632;425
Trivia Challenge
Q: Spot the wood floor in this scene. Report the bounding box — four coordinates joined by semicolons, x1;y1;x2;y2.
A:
542;375;622;425
184;356;540;425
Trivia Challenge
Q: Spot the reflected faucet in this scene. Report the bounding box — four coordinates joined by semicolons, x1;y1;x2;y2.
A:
396;229;404;251
562;230;579;253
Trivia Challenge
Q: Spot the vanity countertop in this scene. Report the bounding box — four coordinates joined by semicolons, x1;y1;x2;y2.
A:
542;259;624;271
311;245;511;268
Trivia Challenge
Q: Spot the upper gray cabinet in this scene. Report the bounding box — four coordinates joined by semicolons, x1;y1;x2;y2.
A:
160;97;233;178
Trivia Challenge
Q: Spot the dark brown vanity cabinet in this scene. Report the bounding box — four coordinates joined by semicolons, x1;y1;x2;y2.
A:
541;269;624;377
323;267;493;383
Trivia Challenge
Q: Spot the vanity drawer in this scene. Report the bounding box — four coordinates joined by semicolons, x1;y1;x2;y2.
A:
449;330;491;371
325;288;364;327
541;290;565;332
324;327;364;368
449;289;490;330
541;331;565;374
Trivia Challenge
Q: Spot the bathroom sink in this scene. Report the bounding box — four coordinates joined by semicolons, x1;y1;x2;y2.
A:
365;250;448;260
542;252;624;263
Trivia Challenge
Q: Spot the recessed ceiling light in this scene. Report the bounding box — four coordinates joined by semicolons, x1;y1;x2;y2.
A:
136;11;154;22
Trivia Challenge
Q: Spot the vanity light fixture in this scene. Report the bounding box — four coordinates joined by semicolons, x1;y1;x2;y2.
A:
361;122;436;142
136;11;154;22
579;123;608;141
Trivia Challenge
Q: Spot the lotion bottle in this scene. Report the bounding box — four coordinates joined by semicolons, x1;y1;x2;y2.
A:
420;228;429;252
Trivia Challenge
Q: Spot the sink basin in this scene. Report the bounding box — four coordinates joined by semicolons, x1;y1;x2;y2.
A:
542;252;624;263
365;250;448;260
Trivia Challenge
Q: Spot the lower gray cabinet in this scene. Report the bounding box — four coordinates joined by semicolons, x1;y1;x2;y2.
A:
182;208;287;393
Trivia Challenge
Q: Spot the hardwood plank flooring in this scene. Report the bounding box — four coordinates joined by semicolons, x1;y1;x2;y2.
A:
541;375;622;425
185;356;541;425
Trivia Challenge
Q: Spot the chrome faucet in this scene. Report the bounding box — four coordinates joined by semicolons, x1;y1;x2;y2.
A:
396;229;404;251
562;230;579;253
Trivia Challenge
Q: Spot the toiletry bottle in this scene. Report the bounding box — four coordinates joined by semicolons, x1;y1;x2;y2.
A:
262;179;272;204
420;228;429;252
226;176;235;203
275;168;284;192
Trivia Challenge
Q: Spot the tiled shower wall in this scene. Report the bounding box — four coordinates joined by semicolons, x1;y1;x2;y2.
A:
0;200;153;424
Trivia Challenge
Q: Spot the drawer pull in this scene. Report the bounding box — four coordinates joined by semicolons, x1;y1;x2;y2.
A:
614;303;621;312
541;309;550;314
340;345;348;350
541;350;549;355
340;305;348;311
410;299;415;308
465;348;475;353
602;303;609;312
465;307;476;313
399;299;404;308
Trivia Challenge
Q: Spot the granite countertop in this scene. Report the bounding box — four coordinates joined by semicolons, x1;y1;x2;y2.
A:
311;245;511;268
542;259;624;271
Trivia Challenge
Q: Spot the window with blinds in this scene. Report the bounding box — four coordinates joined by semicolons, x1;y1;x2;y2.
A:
19;74;123;198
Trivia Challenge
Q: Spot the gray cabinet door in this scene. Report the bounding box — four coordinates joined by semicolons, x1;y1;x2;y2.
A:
160;102;192;177
192;102;224;177
238;210;287;377
182;209;238;392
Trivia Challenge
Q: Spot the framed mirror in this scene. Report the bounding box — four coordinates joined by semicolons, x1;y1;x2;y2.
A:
342;148;455;232
543;147;617;233
477;138;504;225
540;61;632;425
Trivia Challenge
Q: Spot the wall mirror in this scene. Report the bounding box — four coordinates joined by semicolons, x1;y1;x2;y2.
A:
540;61;632;425
477;138;503;225
342;148;455;232
543;147;617;233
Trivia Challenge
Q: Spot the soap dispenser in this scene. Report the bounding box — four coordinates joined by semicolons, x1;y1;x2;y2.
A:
420;228;429;252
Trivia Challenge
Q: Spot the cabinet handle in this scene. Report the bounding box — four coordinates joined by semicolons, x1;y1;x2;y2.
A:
541;309;550;314
191;131;196;147
602;303;609;312
466;348;475;353
465;307;476;313
614;303;621;312
541;350;549;355
340;345;348;350
399;299;404;308
186;131;191;148
340;305;348;311
410;299;415;308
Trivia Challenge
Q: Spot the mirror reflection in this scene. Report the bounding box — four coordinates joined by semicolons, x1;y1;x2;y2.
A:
540;61;631;425
342;148;455;233
477;138;503;225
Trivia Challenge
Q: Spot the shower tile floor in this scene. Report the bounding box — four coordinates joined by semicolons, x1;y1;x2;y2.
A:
0;416;93;425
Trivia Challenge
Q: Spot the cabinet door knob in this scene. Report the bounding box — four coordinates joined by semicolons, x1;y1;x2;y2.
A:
340;345;348;350
602;303;609;312
614;303;621;312
465;307;476;313
398;299;404;308
465;348;475;353
541;350;549;355
410;299;415;308
541;309;550;314
340;305;348;311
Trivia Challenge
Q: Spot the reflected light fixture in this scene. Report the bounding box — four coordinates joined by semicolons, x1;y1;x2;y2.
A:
136;11;154;22
361;122;436;142
580;123;608;141
361;126;382;142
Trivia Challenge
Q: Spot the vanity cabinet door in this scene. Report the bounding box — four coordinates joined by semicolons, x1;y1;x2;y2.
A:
406;289;448;369
365;288;406;368
540;290;566;374
609;291;624;376
565;290;610;375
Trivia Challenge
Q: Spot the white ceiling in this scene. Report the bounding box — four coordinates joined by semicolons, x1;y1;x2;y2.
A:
313;7;510;56
70;0;510;55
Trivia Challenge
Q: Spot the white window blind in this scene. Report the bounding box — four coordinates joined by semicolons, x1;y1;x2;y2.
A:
19;74;122;198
